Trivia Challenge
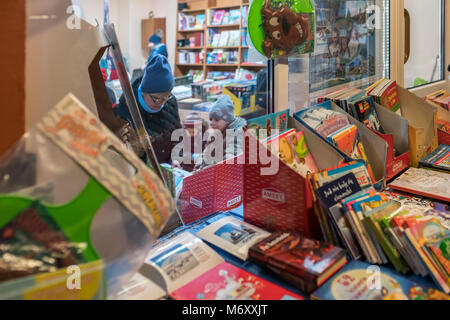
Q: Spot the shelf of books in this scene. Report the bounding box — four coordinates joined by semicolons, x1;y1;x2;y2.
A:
175;0;252;80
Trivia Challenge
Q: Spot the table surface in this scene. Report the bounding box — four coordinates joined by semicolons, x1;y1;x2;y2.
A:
157;205;439;300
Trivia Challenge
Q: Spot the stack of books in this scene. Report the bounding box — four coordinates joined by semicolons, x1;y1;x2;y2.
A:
178;50;203;65
419;144;450;173
310;163;450;294
208;9;241;26
206;49;238;65
366;78;402;115
318;87;384;134
426;89;450;112
209;30;240;47
179;13;205;31
299;107;376;182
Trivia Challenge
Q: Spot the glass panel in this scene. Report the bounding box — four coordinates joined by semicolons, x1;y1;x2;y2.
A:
404;0;444;88
288;0;390;112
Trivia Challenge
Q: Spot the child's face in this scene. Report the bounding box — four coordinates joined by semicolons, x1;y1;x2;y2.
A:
210;118;229;132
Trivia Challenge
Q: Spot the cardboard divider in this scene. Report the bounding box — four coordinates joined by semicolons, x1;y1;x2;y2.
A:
397;86;439;166
243;116;345;239
294;103;388;189
373;103;410;180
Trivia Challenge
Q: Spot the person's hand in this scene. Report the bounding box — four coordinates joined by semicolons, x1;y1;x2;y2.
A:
172;160;181;169
116;123;144;157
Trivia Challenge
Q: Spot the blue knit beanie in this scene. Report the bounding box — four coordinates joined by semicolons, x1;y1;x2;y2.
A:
209;95;235;123
140;55;174;94
149;33;162;44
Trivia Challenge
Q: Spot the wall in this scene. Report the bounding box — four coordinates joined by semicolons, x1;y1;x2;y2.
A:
77;0;177;72
404;0;442;88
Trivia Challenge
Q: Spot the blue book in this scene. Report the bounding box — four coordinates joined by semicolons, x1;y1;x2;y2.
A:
311;260;447;300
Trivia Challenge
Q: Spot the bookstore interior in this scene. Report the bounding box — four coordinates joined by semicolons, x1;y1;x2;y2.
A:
2;0;450;301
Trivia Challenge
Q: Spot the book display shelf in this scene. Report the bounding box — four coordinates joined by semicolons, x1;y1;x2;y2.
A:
175;0;265;80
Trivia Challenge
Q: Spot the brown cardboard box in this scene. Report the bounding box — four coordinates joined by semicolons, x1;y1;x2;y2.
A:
397;86;439;167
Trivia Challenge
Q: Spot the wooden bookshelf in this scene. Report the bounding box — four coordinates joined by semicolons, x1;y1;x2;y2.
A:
175;0;256;80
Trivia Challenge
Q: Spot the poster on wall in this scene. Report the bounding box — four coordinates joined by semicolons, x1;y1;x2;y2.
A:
309;0;381;94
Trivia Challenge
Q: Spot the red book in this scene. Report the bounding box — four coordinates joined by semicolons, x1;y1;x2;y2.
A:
169;262;304;300
249;232;347;288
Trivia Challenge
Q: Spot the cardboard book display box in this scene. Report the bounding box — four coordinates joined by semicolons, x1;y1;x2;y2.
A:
372;103;410;181
396;86;439;167
179;161;244;225
243;117;345;239
295;103;389;190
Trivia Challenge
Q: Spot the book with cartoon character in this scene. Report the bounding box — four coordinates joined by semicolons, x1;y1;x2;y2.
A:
169;262;303;300
311;260;450;300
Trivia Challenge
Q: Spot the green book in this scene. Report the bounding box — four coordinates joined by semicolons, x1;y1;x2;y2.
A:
363;201;410;274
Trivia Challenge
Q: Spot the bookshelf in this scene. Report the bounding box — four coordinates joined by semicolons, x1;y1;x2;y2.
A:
175;0;265;80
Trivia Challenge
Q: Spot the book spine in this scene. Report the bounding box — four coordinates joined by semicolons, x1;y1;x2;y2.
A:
366;216;409;273
267;256;317;284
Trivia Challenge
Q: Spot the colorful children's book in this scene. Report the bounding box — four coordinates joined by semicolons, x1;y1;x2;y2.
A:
247;109;290;140
311;260;450;300
419;144;450;172
404;218;450;293
211;10;226;25
363;201;410;273
169;262;304;300
388;167;450;203
287;131;319;177
196;216;271;261
351;95;384;133
248;232;347;288
327;125;358;158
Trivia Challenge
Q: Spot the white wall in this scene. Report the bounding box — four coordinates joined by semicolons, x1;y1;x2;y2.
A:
404;0;442;88
77;0;177;72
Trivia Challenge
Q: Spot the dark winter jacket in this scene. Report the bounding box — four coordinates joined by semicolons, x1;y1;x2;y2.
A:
114;76;182;164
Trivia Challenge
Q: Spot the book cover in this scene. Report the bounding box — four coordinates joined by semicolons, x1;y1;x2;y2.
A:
351;96;384;133
196;216;271;261
317;161;373;189
363;201;410;273
169;262;304;300
404;218;450;293
327;125;358;158
212;10;226;25
419;144;450;172
287;131;319;176
229;9;241;24
248;232;347;285
380;80;401;114
311;260;450;300
426;235;450;277
316;173;363;260
142;232;224;293
195;14;206;29
247;110;289;139
218;31;229;47
388;167;450;203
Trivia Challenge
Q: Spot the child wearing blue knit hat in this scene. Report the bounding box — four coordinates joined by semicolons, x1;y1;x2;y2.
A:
195;95;247;170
